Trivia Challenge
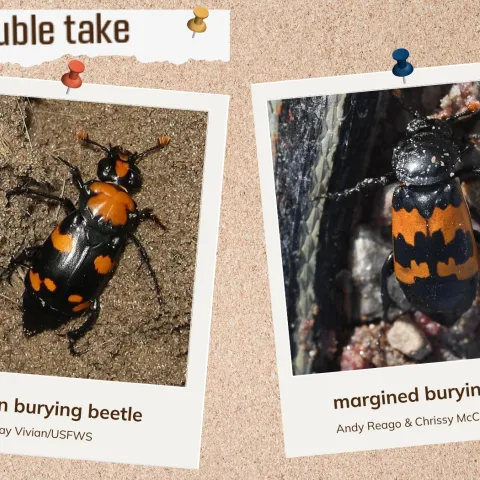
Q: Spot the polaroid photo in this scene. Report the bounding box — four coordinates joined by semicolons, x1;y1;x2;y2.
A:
252;63;480;457
0;77;228;469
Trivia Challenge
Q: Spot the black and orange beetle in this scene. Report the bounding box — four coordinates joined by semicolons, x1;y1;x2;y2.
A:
0;131;169;354
326;92;480;327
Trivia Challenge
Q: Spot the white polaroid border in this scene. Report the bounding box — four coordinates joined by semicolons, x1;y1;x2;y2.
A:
0;77;229;469
252;63;480;458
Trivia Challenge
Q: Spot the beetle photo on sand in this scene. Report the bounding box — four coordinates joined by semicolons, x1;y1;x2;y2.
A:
268;81;480;375
0;95;207;386
3;131;170;356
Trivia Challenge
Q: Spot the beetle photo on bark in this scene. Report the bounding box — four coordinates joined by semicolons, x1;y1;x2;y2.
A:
0;95;207;386
269;82;480;375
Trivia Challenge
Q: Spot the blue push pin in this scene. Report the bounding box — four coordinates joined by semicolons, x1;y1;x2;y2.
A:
392;48;414;84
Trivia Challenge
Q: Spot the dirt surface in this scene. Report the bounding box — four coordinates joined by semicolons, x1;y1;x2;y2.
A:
0;95;207;386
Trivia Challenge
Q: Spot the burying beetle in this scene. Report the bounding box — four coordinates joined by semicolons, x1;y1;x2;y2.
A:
0;131;170;355
325;90;480;327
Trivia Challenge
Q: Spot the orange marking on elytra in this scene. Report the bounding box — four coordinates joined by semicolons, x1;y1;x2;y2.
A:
392;208;427;246
394;260;430;284
68;294;83;303
29;271;58;292
87;182;135;226
43;278;57;292
29;271;41;291
393;201;474;246
51;225;73;253
94;255;113;274
429;203;472;245
115;160;130;178
73;301;90;312
438;256;479;280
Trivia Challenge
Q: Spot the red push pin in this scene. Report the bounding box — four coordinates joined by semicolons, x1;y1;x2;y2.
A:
61;60;85;94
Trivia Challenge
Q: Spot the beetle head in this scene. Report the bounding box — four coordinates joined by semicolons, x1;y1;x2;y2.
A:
97;146;143;193
77;131;170;194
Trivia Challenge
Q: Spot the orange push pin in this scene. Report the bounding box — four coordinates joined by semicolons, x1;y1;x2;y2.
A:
187;6;209;38
61;60;85;94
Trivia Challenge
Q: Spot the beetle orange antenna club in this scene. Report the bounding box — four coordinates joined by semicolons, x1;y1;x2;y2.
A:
76;130;110;153
133;135;171;163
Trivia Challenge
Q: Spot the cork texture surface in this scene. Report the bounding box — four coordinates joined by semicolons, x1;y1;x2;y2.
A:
1;0;480;478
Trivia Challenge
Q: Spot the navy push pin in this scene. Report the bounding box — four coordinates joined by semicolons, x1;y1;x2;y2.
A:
392;48;414;84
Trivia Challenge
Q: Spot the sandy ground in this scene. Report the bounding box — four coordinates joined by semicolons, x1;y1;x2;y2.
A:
0;95;207;386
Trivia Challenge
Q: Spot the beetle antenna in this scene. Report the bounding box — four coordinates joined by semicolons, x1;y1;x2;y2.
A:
444;101;480;123
314;172;397;201
132;136;170;164
392;89;421;118
76;130;110;153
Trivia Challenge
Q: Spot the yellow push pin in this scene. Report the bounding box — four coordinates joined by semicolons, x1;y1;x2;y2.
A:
187;6;209;38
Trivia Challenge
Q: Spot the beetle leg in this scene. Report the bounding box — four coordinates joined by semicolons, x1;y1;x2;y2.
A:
129;233;163;311
457;167;480;182
53;156;85;192
456;133;480;159
67;299;101;356
16;175;55;192
5;186;75;214
392;90;421;118
0;246;40;284
468;133;480;145
381;252;397;321
138;208;167;231
457;134;480;157
473;230;480;247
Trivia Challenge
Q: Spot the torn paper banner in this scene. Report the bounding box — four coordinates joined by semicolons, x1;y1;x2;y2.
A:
0;10;230;66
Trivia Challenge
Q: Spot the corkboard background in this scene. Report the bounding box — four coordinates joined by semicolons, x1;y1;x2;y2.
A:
1;1;480;479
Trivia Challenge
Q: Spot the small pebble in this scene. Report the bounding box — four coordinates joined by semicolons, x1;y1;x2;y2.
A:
387;315;432;361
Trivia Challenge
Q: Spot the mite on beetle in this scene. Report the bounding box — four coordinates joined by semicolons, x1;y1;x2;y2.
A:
324;91;480;327
0;131;170;355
